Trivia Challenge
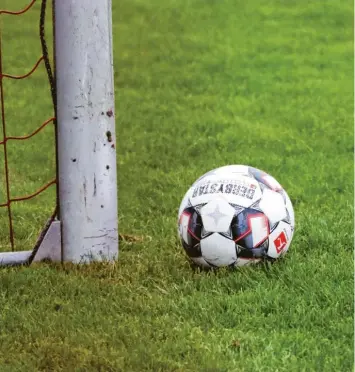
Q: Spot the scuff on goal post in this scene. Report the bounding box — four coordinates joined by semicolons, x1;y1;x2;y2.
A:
0;0;118;266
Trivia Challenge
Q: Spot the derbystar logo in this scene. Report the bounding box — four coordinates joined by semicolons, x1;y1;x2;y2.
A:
192;179;257;200
274;231;287;254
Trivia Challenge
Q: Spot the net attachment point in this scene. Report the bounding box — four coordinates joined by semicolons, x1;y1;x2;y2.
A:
0;220;61;266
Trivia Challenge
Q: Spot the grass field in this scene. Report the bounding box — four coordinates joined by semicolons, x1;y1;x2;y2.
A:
0;0;354;370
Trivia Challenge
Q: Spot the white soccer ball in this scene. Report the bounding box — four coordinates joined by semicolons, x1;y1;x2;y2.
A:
177;165;295;268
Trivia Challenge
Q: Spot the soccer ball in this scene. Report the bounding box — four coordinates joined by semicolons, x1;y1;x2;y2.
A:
177;165;295;268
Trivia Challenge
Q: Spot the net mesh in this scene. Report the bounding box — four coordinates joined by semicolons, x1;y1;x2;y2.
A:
0;0;57;254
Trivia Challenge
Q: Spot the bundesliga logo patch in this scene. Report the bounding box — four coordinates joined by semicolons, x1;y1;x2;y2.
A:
274;231;287;253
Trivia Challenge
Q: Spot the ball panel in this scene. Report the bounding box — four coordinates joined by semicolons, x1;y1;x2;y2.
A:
236;239;269;259
178;207;202;258
249;166;283;191
179;211;191;245
210;165;250;176
200;197;235;233
200;233;237;267
181;240;201;258
231;209;269;249
190;256;213;268
250;214;269;247
193;165;250;186
283;189;295;231
178;186;194;218
259;188;287;224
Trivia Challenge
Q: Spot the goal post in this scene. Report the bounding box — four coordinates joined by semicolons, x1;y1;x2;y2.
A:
55;0;118;263
0;0;118;265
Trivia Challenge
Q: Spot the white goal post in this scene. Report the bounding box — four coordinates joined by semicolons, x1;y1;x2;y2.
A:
0;0;118;265
56;0;118;263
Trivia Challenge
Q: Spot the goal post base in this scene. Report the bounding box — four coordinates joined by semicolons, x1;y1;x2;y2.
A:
0;220;61;266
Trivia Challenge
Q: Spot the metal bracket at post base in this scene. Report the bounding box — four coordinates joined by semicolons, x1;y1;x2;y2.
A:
0;221;61;266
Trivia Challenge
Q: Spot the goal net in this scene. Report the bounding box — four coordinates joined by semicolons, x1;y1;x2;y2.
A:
0;0;118;265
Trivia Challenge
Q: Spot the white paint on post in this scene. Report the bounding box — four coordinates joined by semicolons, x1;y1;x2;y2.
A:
55;0;118;262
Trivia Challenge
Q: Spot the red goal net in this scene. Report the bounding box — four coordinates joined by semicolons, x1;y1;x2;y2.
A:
0;0;58;258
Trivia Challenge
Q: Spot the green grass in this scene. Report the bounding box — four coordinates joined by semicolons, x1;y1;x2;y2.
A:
0;0;353;370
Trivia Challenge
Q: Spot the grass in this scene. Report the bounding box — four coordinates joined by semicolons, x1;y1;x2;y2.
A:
0;0;354;370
